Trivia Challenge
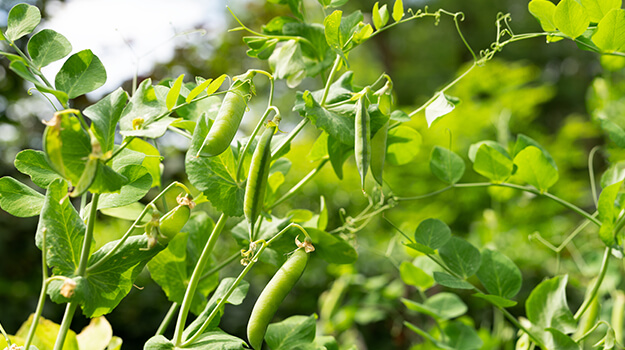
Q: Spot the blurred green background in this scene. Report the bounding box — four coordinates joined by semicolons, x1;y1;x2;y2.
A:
0;0;617;349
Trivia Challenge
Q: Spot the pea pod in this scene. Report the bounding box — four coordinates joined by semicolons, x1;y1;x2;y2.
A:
244;121;277;238
354;90;370;191
198;71;256;157
158;203;191;244
370;121;388;186
247;248;309;350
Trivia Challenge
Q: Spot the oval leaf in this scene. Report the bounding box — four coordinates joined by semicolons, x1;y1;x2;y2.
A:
55;49;107;99
513;146;559;192
438;237;481;279
430;146;465;184
386;125;421;166
473;143;513;183
476;249;522;299
27;29;72;69
306;227;357;264
5;3;41;41
554;0;590;39
0;176;44;217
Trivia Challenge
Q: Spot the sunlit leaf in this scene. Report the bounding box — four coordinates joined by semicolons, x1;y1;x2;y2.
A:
55;49;107;99
0;176;44;217
27;29;72;69
5;3;41;41
554;0;590;39
430;146;465;184
425;93;455;127
513;146;559;192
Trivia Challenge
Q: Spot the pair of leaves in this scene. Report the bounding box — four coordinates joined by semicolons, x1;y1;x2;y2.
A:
528;0;590;39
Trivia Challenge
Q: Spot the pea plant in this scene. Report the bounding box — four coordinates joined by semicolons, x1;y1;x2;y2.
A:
0;0;624;349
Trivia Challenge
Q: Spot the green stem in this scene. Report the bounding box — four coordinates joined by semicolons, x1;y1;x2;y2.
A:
574;247;611;321
53;302;77;350
182;242;268;347
87;182;188;272
156;302;179;336
182;223;301;346
268;159;329;210
453;183;601;227
270;118;309;159
199;251;241;282
24;229;49;349
173;214;227;346
320;55;342;106
167;126;193;140
54;193;100;349
0;320;10;346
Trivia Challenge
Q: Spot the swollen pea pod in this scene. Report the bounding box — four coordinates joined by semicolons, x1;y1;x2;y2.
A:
247;247;309;350
198;71;256;157
244;119;278;239
354;89;371;191
144;195;194;249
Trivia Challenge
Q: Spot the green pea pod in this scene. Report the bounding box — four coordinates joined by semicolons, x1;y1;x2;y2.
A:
198;71;256;157
370;121;388;186
244;122;276;238
158;204;191;244
247;248;309;350
354;91;370;191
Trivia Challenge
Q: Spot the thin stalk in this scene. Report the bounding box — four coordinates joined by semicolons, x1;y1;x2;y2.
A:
53;302;77;350
182;223;303;346
268;159;329;210
155;303;179;336
77;194;99;275
574;247;611;321
87;182;188;272
0;319;10;346
54;193;100;349
182;242;268;346
588;146;600;209
453;182;601;227
24;229;49;349
270;118;309;159
199;251;241;282
320;55;342;106
167;126;193;140
173;214;227;346
394;186;452;201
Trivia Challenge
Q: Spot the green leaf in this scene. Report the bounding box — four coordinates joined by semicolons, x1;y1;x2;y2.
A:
554;0;590;39
598;117;625;148
75;317;113;350
43;112;92;185
186;112;244;217
476;249;522;299
265;315;317;350
433;272;474;290
148;213;219;315
386;126;421;166
324;10;342;49
472;293;517;308
412;218;451;253
339;11;363;49
598;181;622;246
438;237;481;278
545;328;581;350
36;179;84;276
529;0;558;31
183;277;250;339
468;140;509;163
89;163;128;194
430;146;465;184
402;292;467;320
0;176;44;217
14;314;79;350
14;149;62;188
205;74;227;97
55;49;107;99
592;9;625;52
125;138;163;188
119;79;172;138
581;0;622;23
425;92;455;127
179;330;247;350
186;77;212;103
306;227;358;264
5;3;41;41
513;134;557;170
70;234;164;317
98;165;152;209
392;0;404;22
269;40;307;88
166;74;184;111
526;275;577;338
513;146;559;192
85;88;129;153
601;161;625;188
327;134;352;179
443;322;483;350
27;29;72;69
372;2;389;30
473;143;514;183
400;261;434;290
